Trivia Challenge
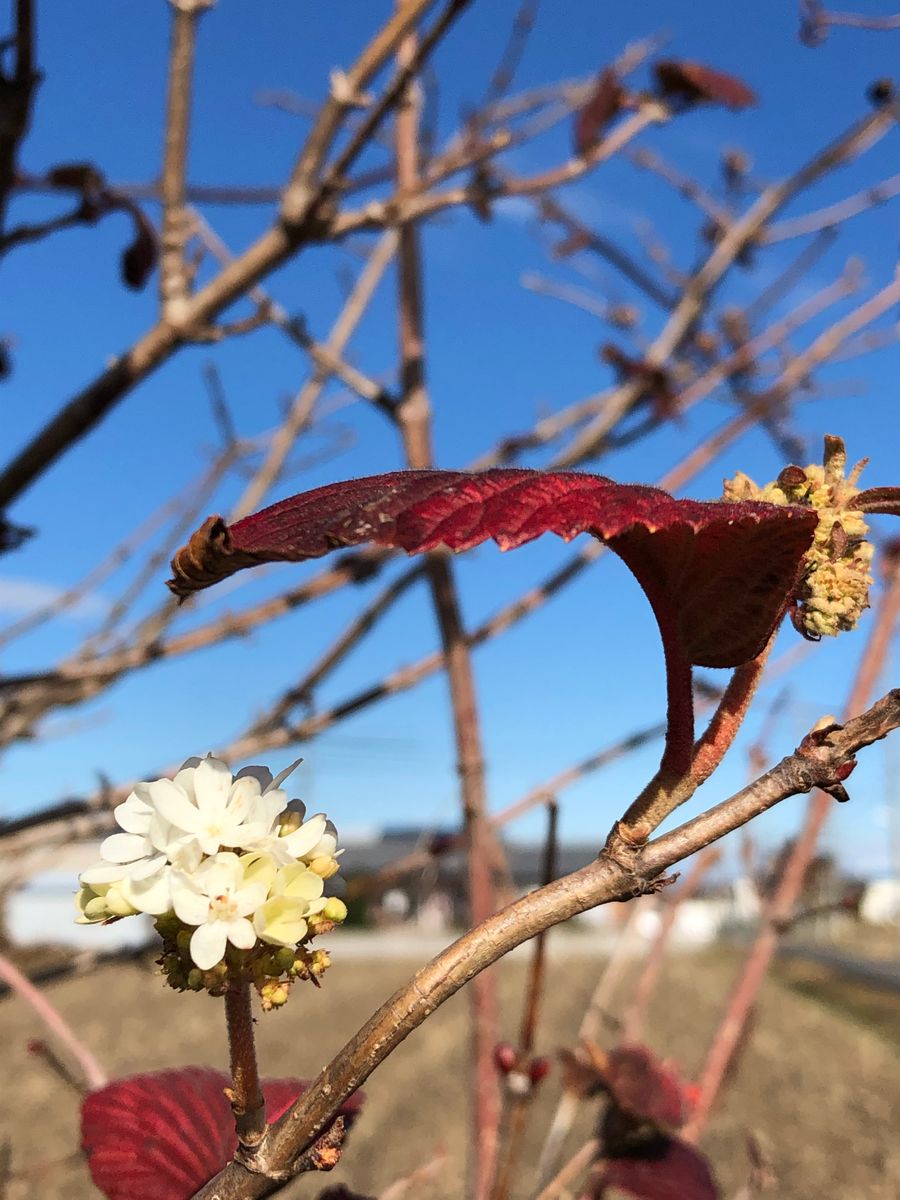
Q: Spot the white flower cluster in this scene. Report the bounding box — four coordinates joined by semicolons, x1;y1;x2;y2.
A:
76;756;343;972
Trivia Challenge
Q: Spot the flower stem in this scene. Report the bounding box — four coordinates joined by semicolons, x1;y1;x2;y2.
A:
224;982;266;1150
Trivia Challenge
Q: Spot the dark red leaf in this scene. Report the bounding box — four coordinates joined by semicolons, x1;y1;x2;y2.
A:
574;68;626;155
856;486;900;517
600;1137;719;1200
605;1046;687;1129
120;206;159;291
169;470;816;670
81;1068;362;1200
654;60;757;110
46;161;106;194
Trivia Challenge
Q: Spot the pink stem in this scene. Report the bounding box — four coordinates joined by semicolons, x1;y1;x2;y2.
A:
0;951;107;1091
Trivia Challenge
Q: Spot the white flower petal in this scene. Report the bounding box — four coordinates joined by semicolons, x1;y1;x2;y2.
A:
127;853;167;881
221;780;258;829
121;871;172;916
168;836;203;874
190;923;227;970
171;880;211;927
193;757;232;816
150;779;202;833
100;832;149;864
79;861;129;886
114;796;152;834
282;814;328;860
226;917;257;950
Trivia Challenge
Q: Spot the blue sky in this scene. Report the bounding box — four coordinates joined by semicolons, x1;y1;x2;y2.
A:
3;1;900;880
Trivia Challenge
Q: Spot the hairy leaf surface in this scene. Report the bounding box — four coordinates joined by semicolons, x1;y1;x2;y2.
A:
81;1067;362;1200
169;470;816;668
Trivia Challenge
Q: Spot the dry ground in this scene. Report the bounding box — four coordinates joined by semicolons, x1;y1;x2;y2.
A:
1;948;898;1199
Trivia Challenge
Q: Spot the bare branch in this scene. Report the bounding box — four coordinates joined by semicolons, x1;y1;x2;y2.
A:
159;0;211;323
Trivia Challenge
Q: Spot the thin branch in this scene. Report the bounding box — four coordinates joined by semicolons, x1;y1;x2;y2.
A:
159;0;210;322
189;689;900;1198
191;211;398;415
0;0;39;231
229;231;398;521
0;0;467;509
534;1138;600;1200
532;900;649;1193
0;951;107;1092
489;800;558;1200
764;170;900;242
391;31;501;1194
619;845;720;1043
551;103;898;466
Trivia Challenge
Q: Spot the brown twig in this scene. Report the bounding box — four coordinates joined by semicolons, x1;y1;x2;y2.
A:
551;103;898;467
763;170;900;242
391;31;501;1194
0;0;467;510
190;211;398;415
190;689;900;1198
230;231;399;521
489;800;558;1200
159;0;210;324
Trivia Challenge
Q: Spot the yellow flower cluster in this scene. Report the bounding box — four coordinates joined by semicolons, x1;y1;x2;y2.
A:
723;436;873;639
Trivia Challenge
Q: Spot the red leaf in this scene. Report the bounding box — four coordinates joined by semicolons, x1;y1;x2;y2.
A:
856;486;900;517
120;206;158;291
600;1137;719;1200
81;1068;362;1200
574;67;626;155
654;60;757;110
604;1046;687;1129
169;470;816;670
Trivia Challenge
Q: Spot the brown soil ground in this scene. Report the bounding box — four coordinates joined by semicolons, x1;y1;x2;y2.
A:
1;948;898;1199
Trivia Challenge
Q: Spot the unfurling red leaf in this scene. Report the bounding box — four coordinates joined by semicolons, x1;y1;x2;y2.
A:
169;470;815;669
653;60;757;110
574;67;626;155
81;1067;363;1200
855;486;900;517
604;1045;688;1130
599;1137;719;1200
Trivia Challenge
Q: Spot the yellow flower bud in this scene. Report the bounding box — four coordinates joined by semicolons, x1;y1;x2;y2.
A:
322;897;348;923
309;856;340;880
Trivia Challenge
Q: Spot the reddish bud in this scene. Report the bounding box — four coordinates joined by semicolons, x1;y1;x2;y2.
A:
529;1056;551;1086
493;1042;518;1074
